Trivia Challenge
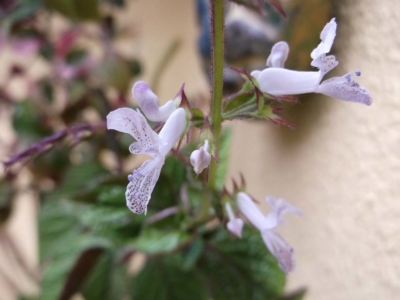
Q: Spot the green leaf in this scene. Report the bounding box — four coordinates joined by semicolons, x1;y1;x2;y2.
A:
130;228;191;254
198;227;285;300
130;257;208;300
60;160;109;195
12;100;51;140
39;201;112;300
182;238;204;270
215;128;232;189
58;247;106;300
81;251;127;300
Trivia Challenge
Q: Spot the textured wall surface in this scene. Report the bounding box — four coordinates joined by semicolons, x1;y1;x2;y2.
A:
228;1;400;299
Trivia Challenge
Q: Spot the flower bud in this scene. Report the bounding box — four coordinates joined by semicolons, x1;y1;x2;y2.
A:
190;140;211;175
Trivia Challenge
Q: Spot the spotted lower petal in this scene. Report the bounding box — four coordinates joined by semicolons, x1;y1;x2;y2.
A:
261;230;295;273
107;107;160;156
126;157;164;215
317;72;373;105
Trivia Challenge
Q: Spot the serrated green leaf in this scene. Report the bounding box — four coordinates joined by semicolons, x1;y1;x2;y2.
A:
39;201;113;300
182;238;204;270
60;160;109;195
130;228;191;254
81;250;127;300
130;257;208;300
198;227;285;300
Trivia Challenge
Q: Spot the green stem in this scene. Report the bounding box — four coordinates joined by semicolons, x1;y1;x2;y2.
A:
208;0;225;189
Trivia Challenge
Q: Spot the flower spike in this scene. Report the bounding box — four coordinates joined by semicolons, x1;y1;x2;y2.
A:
190;140;211;175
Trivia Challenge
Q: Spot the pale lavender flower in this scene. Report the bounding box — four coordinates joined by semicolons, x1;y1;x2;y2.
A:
190;140;211;175
132;81;178;122
251;18;372;106
107;107;186;214
225;202;244;238
237;192;301;273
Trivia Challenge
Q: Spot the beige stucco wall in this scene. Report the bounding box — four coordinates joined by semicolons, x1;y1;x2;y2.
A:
228;1;400;299
1;0;399;299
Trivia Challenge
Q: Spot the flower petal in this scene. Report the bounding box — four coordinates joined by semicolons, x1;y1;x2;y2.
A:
107;107;160;157
227;218;244;238
265;196;302;228
261;230;295;273
311;18;337;60
250;70;261;80
311;54;339;76
266;41;289;68
237;192;269;231
132;81;176;122
158;108;186;156
126;156;164;215
317;72;373;105
258;68;321;95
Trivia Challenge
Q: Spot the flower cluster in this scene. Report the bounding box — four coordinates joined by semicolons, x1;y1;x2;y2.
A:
105;18;372;274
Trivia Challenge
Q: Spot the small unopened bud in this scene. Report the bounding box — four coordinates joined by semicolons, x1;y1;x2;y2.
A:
190;140;211;175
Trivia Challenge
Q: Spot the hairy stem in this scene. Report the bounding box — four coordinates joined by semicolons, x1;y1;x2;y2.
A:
208;0;225;189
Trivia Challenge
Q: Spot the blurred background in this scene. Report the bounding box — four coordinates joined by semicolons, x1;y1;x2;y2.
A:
0;0;399;299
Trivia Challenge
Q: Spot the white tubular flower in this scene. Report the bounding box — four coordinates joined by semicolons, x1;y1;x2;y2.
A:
237;192;301;273
225;202;244;238
252;18;372;106
107;107;186;215
132;81;177;122
190;140;211;175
